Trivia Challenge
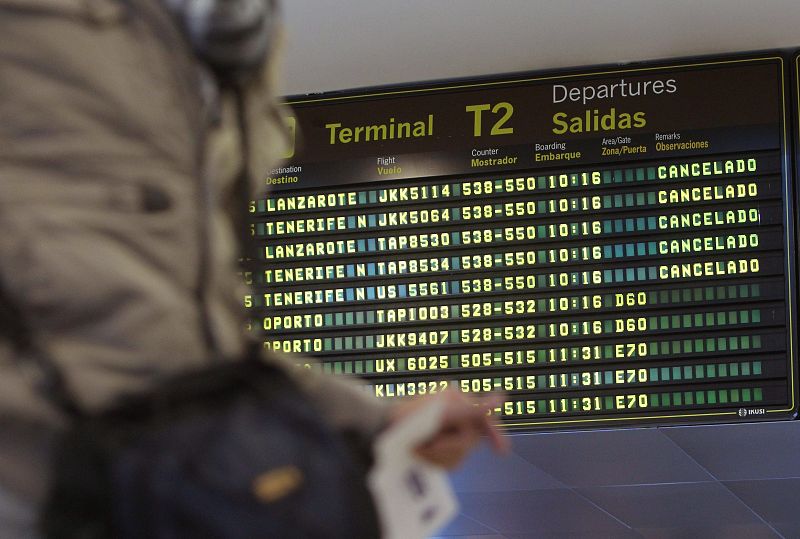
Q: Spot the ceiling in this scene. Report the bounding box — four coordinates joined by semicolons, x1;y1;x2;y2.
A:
281;0;800;97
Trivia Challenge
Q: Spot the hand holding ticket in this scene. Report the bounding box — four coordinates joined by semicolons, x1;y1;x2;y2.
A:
369;391;509;538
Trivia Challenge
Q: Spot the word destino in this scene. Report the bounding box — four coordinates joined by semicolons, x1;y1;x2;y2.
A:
322;78;677;143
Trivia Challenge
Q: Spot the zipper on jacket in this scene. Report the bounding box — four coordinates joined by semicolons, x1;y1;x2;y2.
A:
133;0;221;358
194;129;221;358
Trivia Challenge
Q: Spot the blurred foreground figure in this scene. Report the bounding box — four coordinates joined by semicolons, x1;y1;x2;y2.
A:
0;1;507;537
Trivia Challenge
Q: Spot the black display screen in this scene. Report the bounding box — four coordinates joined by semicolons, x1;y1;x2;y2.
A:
246;53;798;430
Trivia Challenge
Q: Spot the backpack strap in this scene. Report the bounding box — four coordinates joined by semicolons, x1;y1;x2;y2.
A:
0;279;81;417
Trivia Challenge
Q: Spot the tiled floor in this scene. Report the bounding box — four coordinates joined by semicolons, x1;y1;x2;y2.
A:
436;421;800;538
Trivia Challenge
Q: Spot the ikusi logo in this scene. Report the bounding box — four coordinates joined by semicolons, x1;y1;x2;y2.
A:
738;408;766;417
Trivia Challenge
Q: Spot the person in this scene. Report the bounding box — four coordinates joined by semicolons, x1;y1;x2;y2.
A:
0;1;508;536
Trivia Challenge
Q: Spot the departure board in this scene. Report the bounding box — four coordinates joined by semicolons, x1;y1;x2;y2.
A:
247;52;798;430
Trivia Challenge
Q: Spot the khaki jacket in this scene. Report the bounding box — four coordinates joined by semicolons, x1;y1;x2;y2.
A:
0;0;386;509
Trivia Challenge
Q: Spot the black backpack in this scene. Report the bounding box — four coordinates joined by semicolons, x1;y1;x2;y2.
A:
0;273;380;538
0;287;379;538
40;348;381;539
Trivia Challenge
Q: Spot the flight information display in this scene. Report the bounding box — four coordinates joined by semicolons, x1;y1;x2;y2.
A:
247;53;798;430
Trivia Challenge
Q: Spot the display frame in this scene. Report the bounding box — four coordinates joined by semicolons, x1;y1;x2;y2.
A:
251;49;800;431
